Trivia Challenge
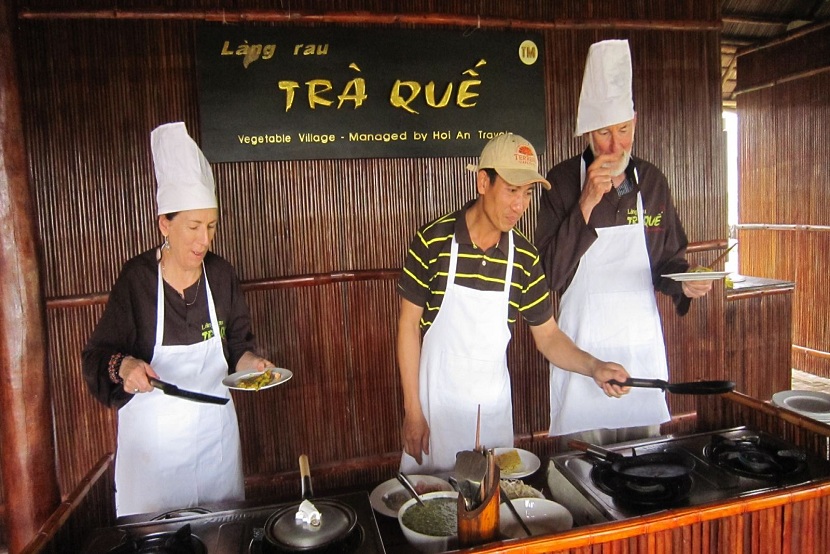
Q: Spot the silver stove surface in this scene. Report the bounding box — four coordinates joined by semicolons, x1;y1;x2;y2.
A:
548;426;830;525
80;491;385;553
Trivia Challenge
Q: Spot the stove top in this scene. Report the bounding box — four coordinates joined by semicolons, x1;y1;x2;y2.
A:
548;426;830;525
80;491;385;554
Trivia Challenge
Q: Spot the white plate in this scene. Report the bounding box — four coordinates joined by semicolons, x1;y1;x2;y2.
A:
369;475;453;518
493;448;541;479
772;390;830;417
222;368;293;391
499;498;573;539
662;271;730;282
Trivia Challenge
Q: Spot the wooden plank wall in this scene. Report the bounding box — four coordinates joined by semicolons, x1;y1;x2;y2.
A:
7;0;725;527
736;25;830;379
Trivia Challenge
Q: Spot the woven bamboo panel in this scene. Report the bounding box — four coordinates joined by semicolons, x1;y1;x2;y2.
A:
737;69;830;378
11;2;726;514
725;290;793;401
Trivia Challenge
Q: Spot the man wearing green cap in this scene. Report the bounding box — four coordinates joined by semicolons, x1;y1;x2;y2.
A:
397;132;631;475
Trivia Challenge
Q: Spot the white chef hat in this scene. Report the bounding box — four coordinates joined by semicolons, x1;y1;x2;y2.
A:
152;122;217;215
574;39;635;137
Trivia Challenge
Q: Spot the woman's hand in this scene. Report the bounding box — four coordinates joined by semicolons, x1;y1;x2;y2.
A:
119;356;158;395
235;351;274;373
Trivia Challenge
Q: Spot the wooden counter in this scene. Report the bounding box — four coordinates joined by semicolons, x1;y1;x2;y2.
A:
29;392;830;553
438;392;830;554
725;276;795;402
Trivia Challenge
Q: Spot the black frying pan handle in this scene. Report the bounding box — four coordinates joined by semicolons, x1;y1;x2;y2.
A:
567;440;624;462
608;378;668;390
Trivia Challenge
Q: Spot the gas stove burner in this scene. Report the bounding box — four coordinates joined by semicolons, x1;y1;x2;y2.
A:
107;524;206;554
249;523;365;553
590;464;693;508
705;434;807;479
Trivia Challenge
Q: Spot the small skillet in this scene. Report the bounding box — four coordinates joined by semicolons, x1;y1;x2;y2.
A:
568;440;696;483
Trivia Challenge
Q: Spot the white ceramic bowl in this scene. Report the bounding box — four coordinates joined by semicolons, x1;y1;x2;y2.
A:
397;491;459;553
499;498;573;539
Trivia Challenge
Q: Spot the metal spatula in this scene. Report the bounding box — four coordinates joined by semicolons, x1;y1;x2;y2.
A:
454;450;488;510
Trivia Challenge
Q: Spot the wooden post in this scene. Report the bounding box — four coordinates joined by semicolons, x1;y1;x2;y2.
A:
0;0;62;551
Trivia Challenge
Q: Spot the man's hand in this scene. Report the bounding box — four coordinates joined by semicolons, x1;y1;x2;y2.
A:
590;361;631;398
579;153;625;223
402;413;430;464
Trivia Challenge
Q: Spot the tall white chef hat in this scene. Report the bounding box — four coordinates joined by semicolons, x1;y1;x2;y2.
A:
152;122;217;216
574;39;635;137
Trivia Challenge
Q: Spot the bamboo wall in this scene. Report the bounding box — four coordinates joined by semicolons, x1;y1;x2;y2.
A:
5;0;727;543
736;25;830;379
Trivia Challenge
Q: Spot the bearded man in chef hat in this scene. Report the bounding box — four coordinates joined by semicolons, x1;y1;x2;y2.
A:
82;122;274;516
534;39;713;447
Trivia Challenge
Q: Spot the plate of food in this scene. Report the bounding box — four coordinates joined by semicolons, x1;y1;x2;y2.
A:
369;475;453;518
222;368;293;391
662;271;730;282
493;448;541;479
500;478;545;500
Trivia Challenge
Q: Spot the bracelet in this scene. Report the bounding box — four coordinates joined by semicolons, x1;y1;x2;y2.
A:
108;353;126;385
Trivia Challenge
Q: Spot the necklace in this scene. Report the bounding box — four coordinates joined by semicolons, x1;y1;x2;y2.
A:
161;262;202;306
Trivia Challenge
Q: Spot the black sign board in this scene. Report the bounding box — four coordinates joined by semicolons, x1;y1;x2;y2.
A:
196;25;546;161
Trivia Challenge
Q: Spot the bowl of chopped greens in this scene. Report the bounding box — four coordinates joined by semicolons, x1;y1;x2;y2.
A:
397;491;459;553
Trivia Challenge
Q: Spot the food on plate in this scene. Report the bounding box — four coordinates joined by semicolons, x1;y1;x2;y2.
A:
236;370;278;391
500;479;544;500
496;449;523;473
383;482;447;513
689;265;712;273
400;497;457;537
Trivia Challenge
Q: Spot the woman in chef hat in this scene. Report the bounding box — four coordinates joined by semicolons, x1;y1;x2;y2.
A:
82;122;274;517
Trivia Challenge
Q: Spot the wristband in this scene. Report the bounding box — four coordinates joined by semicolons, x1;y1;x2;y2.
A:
107;353;125;384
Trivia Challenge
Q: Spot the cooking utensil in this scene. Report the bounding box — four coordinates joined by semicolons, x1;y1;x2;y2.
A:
608;378;735;395
568;440;696;482
396;472;425;507
455;450;488;511
498;485;532;537
149;378;229;405
704;242;736;268
448;475;472;511
263;454;357;552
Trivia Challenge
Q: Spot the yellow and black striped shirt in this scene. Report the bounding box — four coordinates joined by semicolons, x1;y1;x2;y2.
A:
398;201;554;334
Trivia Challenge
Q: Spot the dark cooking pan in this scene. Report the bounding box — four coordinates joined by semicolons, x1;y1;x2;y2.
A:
608;377;735;395
568;440;696;482
262;454;357;552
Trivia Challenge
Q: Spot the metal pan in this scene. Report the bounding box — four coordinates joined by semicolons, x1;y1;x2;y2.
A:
608;378;735;395
568;440;695;482
263;454;357;552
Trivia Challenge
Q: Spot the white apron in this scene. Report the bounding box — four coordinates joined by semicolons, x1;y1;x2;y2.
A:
115;265;244;516
549;162;670;436
401;233;515;475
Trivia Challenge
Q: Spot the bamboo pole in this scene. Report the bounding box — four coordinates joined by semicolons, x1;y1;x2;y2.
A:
0;1;62;552
17;8;721;32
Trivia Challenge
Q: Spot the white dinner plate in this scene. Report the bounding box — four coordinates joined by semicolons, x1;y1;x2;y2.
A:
772;390;830;418
499;498;573;539
493;448;541;479
369;475;453;518
222;368;293;391
662;271;730;282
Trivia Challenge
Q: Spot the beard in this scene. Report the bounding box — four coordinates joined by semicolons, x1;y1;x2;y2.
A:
589;137;632;178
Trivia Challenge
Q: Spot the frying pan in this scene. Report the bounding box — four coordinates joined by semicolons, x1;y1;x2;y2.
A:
568;440;696;482
608;378;735;395
263;455;357;552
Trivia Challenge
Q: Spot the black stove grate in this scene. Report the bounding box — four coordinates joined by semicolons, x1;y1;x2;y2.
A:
106;524;206;554
705;433;808;480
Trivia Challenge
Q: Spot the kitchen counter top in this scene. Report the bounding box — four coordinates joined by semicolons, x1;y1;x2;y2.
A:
725;274;794;296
